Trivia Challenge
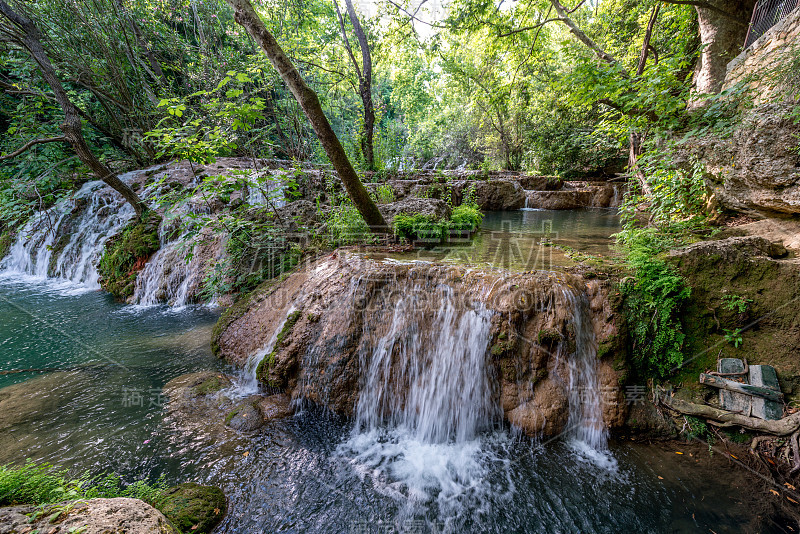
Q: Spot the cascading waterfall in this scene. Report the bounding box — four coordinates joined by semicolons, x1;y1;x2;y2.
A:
1;180;134;288
234;305;297;396
560;288;614;470
354;286;497;443
130;236;203;307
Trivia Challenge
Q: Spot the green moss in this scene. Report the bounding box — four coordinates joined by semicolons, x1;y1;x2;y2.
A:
255;310;302;386
156;483;226;534
223;408;239;426
98;212;161;300
191;376;225;396
537;328;561;345
0;230;12;259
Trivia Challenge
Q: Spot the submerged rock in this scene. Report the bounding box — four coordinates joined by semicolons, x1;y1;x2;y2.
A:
213;252;626;438
0;498;179;534
162;371;293;438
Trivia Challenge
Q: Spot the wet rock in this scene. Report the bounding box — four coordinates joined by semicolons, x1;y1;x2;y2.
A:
258;393;292;419
669;235;788;261
163;372;293;440
224;397;265;432
214;252;626;437
506;379;570;436
275;199;319;229
452;179;526;210
0;498;179;534
524;190;595;210
157;483;227;534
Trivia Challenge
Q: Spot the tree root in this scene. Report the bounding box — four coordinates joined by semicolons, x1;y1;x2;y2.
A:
659;394;800;436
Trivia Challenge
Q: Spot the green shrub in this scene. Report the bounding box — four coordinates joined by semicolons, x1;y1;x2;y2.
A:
393;213;449;243
98;212;161;300
325;202;372;246
617;227;691;378
0;461;169;507
373;184;395;204
450;204;483;231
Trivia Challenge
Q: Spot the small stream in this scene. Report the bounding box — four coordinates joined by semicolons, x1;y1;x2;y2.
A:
0;207;784;533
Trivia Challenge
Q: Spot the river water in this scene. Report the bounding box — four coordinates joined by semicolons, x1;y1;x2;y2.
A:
0;209;785;533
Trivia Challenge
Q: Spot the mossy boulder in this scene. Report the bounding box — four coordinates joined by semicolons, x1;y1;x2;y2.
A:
0;230;12;259
157;483;226;534
98;211;161;300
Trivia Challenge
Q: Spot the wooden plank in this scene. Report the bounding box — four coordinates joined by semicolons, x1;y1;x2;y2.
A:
718;358;749;414
750;365;783;420
700;373;785;402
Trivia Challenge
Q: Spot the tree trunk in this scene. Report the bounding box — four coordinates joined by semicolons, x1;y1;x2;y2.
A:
343;0;376;171
0;0;147;218
691;0;756;99
227;0;387;231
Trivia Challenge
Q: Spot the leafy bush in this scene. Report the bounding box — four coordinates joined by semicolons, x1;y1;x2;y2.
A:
373;184;395;204
0;461;169;507
325;202;372;246
450;204;483;231
393;213;449;243
98;212;161;300
617;227;691;378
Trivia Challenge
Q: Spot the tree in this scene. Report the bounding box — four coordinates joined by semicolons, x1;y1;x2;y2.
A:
332;0;377;170
226;0;387;231
0;0;147;217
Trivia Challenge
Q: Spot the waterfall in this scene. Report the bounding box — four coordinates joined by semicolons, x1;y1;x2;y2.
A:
1;181;134;288
233;305;298;396
130;237;203;307
354;287;497;443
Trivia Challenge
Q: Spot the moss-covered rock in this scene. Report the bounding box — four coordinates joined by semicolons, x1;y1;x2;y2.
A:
255;310;302;386
157;483;226;534
98;211;161;300
0;230;13;259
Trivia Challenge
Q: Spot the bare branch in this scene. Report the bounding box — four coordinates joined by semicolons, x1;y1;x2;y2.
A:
0;136;67;161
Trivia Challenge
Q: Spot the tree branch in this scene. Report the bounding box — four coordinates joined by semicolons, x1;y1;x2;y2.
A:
550;0;623;69
0;136;67;161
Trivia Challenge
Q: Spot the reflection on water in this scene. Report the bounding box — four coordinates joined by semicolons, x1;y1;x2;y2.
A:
369;209;622;270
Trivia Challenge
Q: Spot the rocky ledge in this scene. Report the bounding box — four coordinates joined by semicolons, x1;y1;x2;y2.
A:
212;252;627;437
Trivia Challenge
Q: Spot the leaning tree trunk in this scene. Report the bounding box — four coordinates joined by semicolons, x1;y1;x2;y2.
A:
691;0;756;99
0;1;147;218
227;0;387;231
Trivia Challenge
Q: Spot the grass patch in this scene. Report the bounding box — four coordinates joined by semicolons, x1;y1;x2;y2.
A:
0;460;169;507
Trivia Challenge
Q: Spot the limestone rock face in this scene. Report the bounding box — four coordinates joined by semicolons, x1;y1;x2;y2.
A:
0;498;179;534
688;102;800;216
459;179;526;210
213;253;627;438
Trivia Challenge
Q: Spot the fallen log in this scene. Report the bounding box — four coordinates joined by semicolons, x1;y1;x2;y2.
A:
699;373;784;402
660;395;800;436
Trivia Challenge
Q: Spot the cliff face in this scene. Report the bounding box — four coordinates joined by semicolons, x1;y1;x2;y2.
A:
212;252;627;438
691;102;800;217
